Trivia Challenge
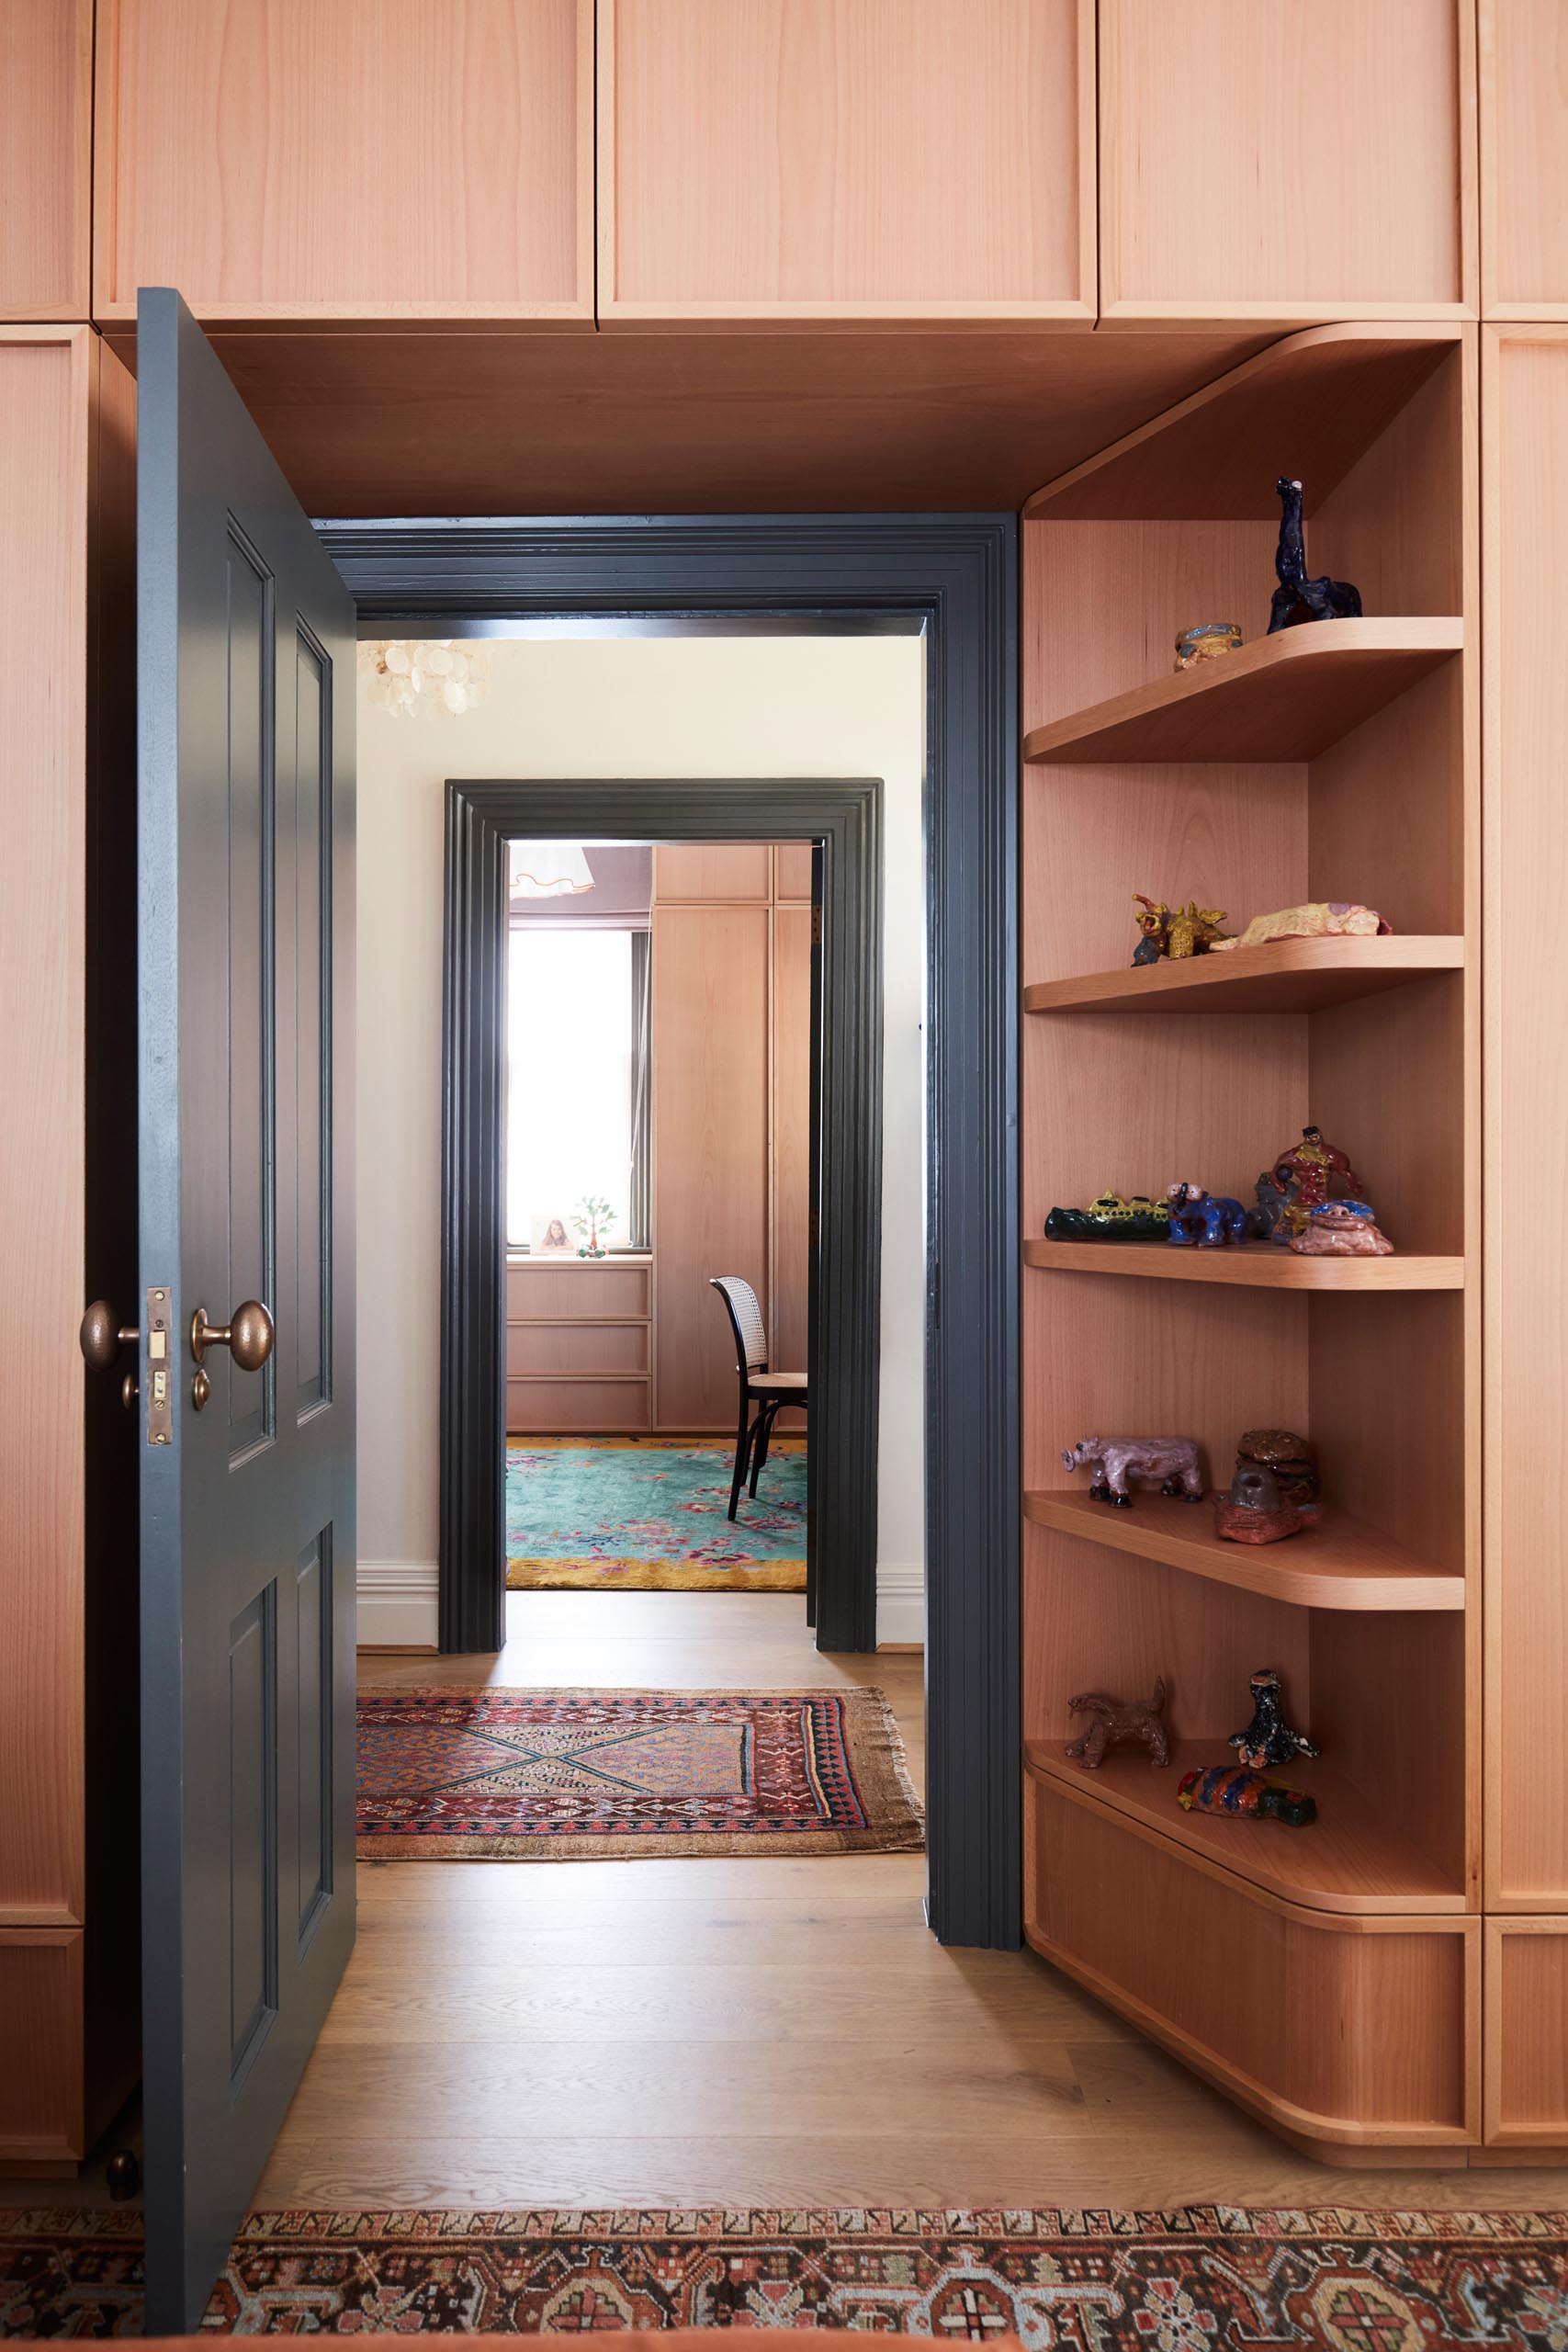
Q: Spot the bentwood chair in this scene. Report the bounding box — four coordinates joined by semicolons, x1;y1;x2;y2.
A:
708;1276;809;1520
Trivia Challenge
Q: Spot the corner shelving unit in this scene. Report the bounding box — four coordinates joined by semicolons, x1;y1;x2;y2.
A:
1018;322;1480;2159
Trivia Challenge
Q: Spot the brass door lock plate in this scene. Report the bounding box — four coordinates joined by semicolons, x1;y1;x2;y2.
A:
145;1288;173;1445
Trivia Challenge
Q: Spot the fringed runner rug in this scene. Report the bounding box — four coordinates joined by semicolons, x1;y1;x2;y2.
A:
355;1685;923;1859
6;2205;1568;2336
505;1437;807;1592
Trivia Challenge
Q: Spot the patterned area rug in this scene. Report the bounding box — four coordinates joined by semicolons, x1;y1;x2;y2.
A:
505;1437;807;1592
5;2206;1568;2336
356;1685;922;1859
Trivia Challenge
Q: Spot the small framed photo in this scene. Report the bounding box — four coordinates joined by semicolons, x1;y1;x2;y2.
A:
530;1213;575;1256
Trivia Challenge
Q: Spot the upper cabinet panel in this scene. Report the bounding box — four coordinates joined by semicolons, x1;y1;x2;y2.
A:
1099;0;1476;327
1481;0;1568;317
599;0;1094;326
0;0;91;320
94;0;593;326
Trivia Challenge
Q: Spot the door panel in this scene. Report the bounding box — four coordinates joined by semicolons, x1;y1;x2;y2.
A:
138;288;356;2334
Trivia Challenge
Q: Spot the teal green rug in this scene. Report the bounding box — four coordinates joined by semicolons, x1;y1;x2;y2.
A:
506;1438;807;1590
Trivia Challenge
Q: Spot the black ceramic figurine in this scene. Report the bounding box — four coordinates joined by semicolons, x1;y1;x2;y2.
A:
1230;1667;1321;1770
1268;477;1362;634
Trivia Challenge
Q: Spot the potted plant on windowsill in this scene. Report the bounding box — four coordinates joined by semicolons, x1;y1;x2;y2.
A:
573;1196;615;1259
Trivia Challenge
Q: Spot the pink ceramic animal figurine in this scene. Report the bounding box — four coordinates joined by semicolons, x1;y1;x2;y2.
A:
1289;1201;1393;1256
1062;1436;1203;1509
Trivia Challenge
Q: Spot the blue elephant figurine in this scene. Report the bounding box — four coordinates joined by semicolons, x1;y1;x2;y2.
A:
1166;1182;1248;1247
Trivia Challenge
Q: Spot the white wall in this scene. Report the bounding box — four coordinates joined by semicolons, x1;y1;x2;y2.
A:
356;633;927;1647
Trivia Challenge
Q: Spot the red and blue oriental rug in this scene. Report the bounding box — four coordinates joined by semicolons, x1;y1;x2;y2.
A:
355;1685;923;1859
505;1437;807;1592
4;2205;1568;2337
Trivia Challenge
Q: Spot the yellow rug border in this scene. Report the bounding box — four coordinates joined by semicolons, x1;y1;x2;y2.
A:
507;1557;807;1592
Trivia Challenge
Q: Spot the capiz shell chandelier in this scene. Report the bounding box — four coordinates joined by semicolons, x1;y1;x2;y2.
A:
359;638;491;718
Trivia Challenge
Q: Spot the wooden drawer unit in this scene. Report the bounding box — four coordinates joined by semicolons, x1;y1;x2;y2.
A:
507;1378;651;1434
507;1321;649;1376
508;1261;649;1319
1025;1769;1479;2154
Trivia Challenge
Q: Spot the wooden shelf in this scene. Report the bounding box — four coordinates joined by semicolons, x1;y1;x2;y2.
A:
1023;1740;1465;1917
1022;323;1457;522
1024;1238;1463;1290
1022;619;1462;765
1023;1490;1464;1612
1023;934;1461;1017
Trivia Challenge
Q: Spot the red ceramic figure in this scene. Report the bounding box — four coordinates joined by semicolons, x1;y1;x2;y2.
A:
1270;1124;1364;1238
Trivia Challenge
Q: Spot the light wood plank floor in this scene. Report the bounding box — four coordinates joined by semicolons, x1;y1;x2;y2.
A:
246;1591;1568;2214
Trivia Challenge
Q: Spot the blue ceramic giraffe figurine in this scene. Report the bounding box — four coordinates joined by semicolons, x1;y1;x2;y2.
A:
1268;476;1362;633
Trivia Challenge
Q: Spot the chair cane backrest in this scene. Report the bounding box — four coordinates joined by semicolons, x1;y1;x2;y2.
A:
709;1275;768;1373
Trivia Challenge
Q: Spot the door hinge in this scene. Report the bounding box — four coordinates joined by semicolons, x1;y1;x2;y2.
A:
145;1286;174;1444
810;906;822;946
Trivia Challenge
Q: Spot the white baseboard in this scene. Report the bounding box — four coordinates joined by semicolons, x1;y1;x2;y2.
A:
357;1558;924;1652
356;1560;438;1649
876;1563;926;1648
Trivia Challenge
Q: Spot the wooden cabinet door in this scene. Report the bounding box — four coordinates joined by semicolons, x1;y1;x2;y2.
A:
599;0;1093;324
94;0;593;324
1099;0;1476;326
0;0;91;320
652;904;771;1430
1481;0;1568;318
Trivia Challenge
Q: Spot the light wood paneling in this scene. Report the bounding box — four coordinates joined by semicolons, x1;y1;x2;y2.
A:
94;0;593;324
771;904;813;1423
0;0;91;321
0;1935;84;2167
1026;1774;1478;2148
1480;0;1568;318
0;332;92;1928
1484;1919;1568;2143
653;843;771;903
507;1322;648;1377
653;903;771;1430
599;0;1093;324
1098;0;1477;327
1483;329;1568;1911
506;1378;651;1434
775;843;815;902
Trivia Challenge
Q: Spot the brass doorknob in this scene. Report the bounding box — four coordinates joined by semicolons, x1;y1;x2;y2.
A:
80;1300;137;1372
190;1299;275;1372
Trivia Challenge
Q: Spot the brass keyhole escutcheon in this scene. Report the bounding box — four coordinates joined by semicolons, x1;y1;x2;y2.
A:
191;1368;211;1413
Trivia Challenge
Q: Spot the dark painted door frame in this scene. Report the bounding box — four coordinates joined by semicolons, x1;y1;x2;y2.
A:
443;776;882;1658
318;516;1021;1951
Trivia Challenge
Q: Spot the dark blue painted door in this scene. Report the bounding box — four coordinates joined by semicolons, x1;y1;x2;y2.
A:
137;288;356;2334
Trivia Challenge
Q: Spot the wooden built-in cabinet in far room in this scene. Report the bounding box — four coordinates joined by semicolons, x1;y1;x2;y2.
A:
598;0;1095;326
0;328;138;2172
653;848;812;1434
93;0;594;325
1097;0;1477;328
1479;0;1568;320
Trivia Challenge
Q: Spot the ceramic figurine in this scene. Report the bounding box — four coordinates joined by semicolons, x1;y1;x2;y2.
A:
1212;1463;1313;1545
1166;1182;1248;1247
1236;1428;1319;1508
1178;1764;1317;1828
1210;900;1392;954
1062;1435;1203;1509
1065;1678;1170;1770
1174;621;1243;672
1132;896;1229;960
1045;1192;1168;1242
1230;1668;1320;1770
1246;1170;1297;1244
1268;476;1363;634
1270;1124;1366;1237
1131;897;1169;966
1290;1200;1394;1256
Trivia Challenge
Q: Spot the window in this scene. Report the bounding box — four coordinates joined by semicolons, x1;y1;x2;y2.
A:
505;926;648;1251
